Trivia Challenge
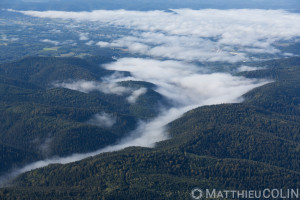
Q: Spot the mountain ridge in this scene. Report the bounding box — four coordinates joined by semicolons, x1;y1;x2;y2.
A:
0;57;299;199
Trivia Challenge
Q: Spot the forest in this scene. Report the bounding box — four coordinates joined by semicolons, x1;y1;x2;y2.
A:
0;56;167;175
0;56;299;199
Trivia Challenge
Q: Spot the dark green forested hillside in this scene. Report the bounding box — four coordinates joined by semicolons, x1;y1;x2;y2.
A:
0;56;167;175
0;57;299;199
0;56;112;87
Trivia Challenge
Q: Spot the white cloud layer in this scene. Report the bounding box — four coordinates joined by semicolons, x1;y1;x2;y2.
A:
87;112;116;128
41;39;60;46
53;80;130;95
127;87;147;103
16;9;300;62
103;58;268;106
0;58;270;187
237;65;266;72
53;80;146;104
1;35;19;42
79;32;89;41
1;9;283;186
85;40;94;45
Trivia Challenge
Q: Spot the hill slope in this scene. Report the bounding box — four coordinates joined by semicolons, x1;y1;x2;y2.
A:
0;56;167;175
1;57;299;199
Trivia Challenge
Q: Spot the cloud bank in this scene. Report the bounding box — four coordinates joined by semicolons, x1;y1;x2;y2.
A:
0;58;269;186
1;8;284;186
53;80;130;95
15;9;300;62
127;87;147;103
52;58;270;155
79;32;89;41
87;112;116;128
237;65;266;72
41;39;60;46
103;58;268;106
0;58;271;187
53;80;147;104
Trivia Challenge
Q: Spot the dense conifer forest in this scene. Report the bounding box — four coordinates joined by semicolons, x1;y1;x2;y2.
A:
0;56;299;199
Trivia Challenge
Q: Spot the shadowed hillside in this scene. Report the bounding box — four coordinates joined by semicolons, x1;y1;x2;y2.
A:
0;56;168;175
0;57;299;199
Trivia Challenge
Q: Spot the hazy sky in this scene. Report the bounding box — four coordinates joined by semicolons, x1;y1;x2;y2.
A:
1;0;299;11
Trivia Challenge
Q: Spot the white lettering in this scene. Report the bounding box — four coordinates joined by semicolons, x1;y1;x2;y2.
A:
263;189;271;198
248;190;254;198
271;189;280;198
206;189;216;198
291;189;299;198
